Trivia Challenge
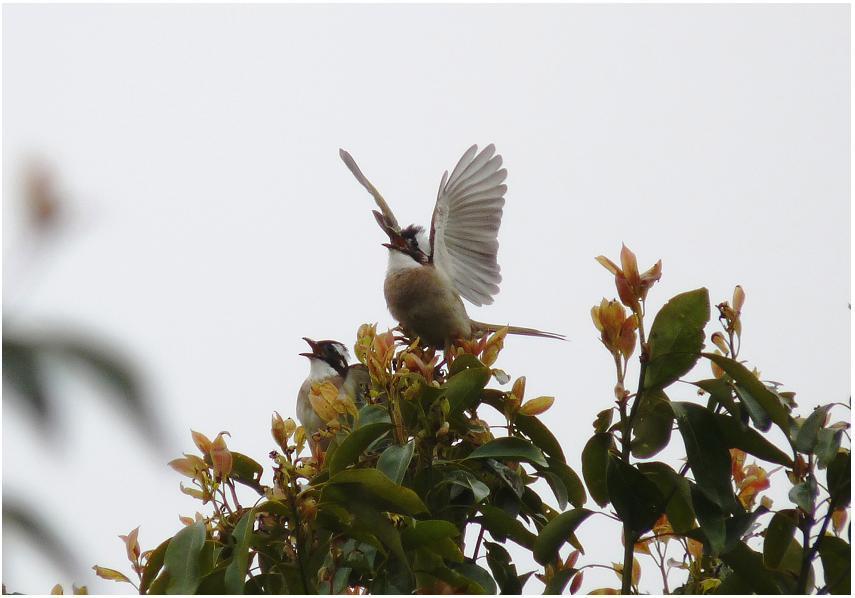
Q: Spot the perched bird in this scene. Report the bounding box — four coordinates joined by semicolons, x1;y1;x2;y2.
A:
297;337;369;455
339;144;564;348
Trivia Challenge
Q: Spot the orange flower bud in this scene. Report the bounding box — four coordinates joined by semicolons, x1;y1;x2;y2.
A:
569;571;583;595
210;432;233;479
271;412;292;451
191;430;212;455
519;396;555;416
711;332;729;355
168;457;197;478
832;507;848;535
596;246;662;313
511;376;527;402
687;538;704;560
118;526;140;563
732;285;745;314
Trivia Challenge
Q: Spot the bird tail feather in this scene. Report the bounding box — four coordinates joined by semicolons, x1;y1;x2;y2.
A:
470;320;566;341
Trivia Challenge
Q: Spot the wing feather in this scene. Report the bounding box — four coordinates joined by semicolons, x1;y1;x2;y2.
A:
430;144;506;306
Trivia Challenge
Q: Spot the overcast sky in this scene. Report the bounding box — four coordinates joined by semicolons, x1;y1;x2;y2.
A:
3;3;849;594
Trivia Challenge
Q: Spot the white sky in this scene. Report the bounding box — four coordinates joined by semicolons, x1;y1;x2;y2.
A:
2;3;850;594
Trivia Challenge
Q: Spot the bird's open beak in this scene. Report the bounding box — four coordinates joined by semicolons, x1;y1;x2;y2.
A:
373;210;407;251
299;337;321;358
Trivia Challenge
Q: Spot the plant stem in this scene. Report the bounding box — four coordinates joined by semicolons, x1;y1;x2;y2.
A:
619;314;649;595
798;500;833;594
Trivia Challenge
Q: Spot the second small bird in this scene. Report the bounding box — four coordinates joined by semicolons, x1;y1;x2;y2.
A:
339;144;563;348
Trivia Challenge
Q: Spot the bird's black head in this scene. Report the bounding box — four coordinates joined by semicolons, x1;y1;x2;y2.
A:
300;337;350;377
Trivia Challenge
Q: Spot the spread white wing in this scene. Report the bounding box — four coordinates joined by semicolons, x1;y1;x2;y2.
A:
430;144;506;306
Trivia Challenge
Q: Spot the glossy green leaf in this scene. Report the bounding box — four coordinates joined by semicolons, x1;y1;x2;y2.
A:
815;428;843;469
703;353;790;431
788;478;817;513
448;353;485;376
794;405;832;454
544;569;578;595
732;383;772;431
582;433;612;507
719;541;782;594
516;413;565;462
401;520;459;550
607;455;664;534
324;468;428;515
827;450;851;508
441;469;490;504
637;462;696;533
485;540;522;594
533;508;593;565
231;452;264;493
377;440;415;484
140;538;170;594
688;484;727;556
713;413;793;466
445;365;491;415
672;402;738;513
448;562;497;595
197;568;227;593
224;509;255;593
540;471;568;510
644;288;710;390
631;390;673;458
593;408;614;434
465;436;548;467
693;378;739;419
545;458;586;508
357;403;391;427
329;422;392;475
818;535;851;594
164;521;207;594
763;509;797;569
477;506;536;549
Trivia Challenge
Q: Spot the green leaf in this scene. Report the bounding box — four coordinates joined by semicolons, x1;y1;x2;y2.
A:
703;353;790;431
197;568;227;594
763;509;797;569
445;364;491;415
224;509;255;594
689;484;727;555
545;458;586;508
484;541;521;594
377;440;415;484
477;506;536;549
672;402;738;513
140;538;170;594
693;378;740;419
607;455;664;534
544;569;578;595
357;403;391;427
644;288;710;390
788;477;818;512
3;338;50;422
448;353;485;376
719;541;782;594
593;408;614;434
582;433;612;508
329;422;392;475
637;462;696;533
815;428;843;469
533;508;593;565
401;520;460;550
713;413;793;466
516;413;566;462
164;521;207;594
540;471;568;510
324;468;428;515
440;469;491;504
465;436;548;467
231;452;264;493
631;389;673;458
448;562;498;595
818;536;851;594
733;383;772;431
794;405;832;454
827;450;851;508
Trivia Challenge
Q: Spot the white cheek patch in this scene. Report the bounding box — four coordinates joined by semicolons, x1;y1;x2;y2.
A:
308;358;338;381
387;249;421;273
330;342;351;363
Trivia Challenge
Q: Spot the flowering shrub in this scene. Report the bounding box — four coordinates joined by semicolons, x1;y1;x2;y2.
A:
88;245;849;595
